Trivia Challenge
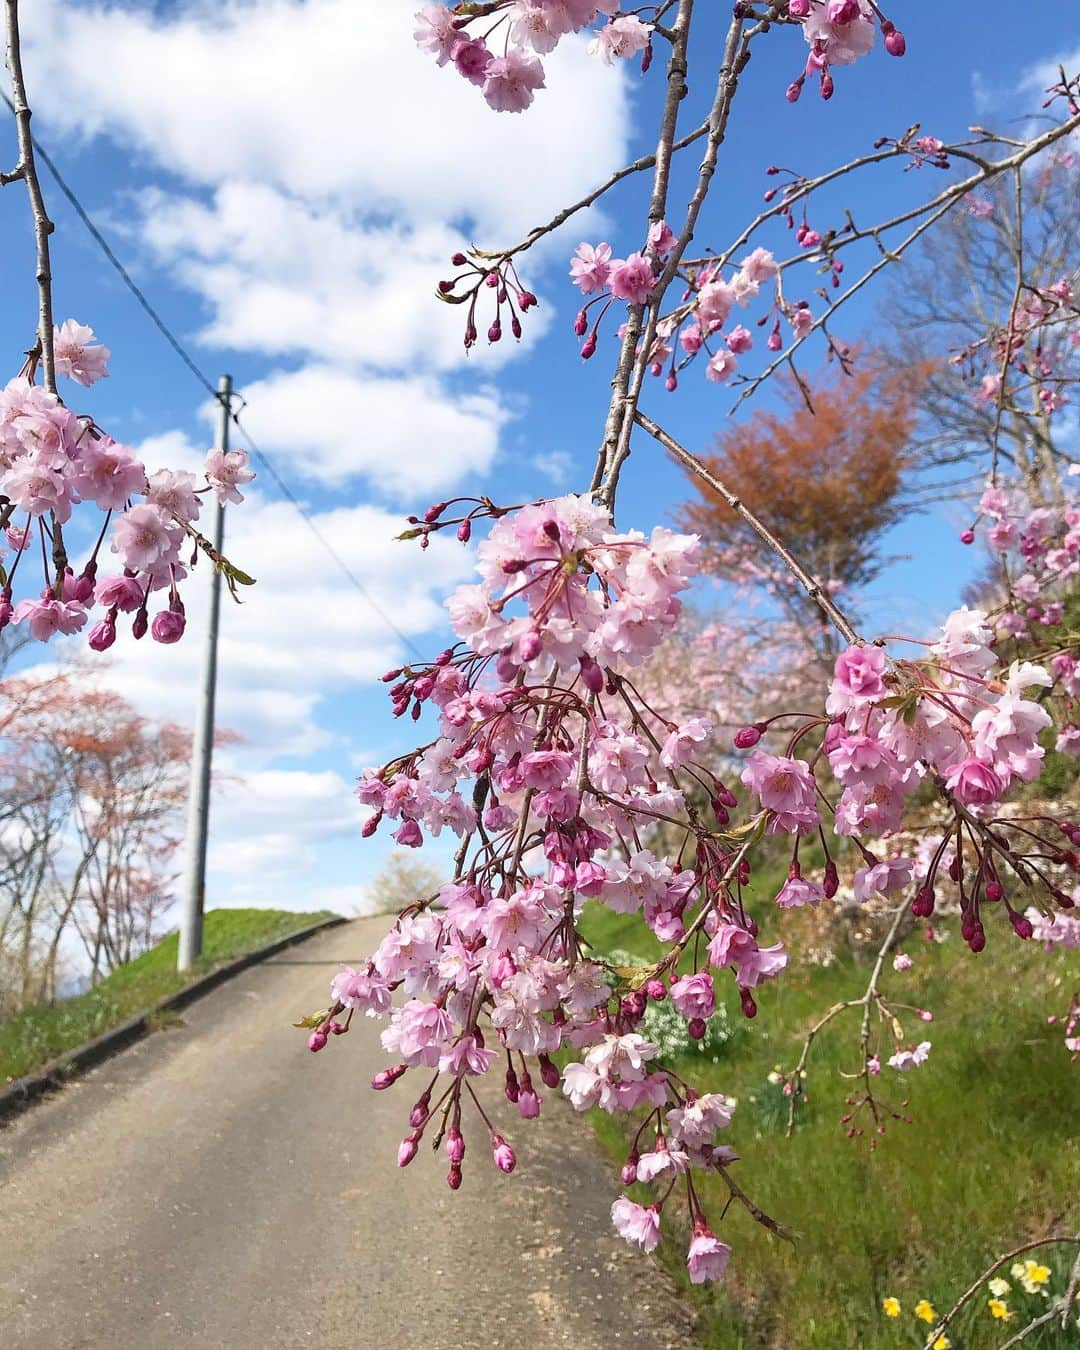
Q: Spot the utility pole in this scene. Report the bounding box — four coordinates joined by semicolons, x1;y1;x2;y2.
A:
178;373;231;971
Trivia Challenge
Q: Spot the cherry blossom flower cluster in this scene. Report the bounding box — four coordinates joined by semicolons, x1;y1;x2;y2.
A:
783;0;905;103
437;250;538;352
962;476;1080;666
300;493;796;1277
958;270;1078;421
570;233;792;388
413;1;652;114
0;322;254;648
734;610;1078;955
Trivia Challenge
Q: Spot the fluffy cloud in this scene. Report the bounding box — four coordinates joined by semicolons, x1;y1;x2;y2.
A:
209;364;510;494
132;183;547;373
24;0;630;239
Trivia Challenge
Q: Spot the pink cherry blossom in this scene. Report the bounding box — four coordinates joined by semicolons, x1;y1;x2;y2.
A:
687;1229;731;1283
611;1199;660;1253
112;503;182;572
482;48;546;113
205;448;255;505
53;319;110;386
570;242;613;295
608;252;655;305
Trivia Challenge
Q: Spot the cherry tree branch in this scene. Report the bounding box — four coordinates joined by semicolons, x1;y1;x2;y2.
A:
592;0;698;499
633;409;862;645
3;0;56;393
598;9;759;506
728;107;1080;413
500;119;711;262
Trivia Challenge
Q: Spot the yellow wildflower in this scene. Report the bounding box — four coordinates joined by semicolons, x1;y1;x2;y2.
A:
914;1300;936;1323
988;1298;1013;1321
932;1336;950;1350
1024;1261;1051;1286
988;1277;1011;1298
882;1296;901;1318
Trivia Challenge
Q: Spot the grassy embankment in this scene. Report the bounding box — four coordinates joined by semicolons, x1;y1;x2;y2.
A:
577;872;1080;1350
1;908;337;1082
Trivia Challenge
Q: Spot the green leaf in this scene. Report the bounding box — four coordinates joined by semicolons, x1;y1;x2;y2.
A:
293;1009;329;1030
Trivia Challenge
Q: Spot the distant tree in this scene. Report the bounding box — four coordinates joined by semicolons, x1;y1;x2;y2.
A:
367;850;444;916
882;153;1079;502
677;356;922;653
0;672;213;1007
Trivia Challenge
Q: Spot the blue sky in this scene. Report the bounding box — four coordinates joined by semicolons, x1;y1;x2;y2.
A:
1;1;1077;921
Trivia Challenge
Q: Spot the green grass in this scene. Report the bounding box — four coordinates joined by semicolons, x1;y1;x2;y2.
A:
0;908;337;1082
578;894;1080;1350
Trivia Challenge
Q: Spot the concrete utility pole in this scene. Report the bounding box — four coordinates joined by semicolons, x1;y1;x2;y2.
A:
178;374;231;971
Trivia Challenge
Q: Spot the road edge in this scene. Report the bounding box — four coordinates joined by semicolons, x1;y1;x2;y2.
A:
0;914;347;1123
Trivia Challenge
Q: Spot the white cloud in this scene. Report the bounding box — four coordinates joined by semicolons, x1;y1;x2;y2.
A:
207;769;358;876
84;444;475;758
131;182;554;373
208;364;510;494
24;0;630;240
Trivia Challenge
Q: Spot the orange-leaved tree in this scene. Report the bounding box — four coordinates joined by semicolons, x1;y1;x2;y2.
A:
677;355;926;653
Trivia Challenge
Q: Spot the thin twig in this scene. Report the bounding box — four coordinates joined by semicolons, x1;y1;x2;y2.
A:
924;1235;1080;1350
3;0;56;393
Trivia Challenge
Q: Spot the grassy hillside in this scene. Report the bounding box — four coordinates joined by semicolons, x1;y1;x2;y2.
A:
1;908;337;1082
578;895;1080;1349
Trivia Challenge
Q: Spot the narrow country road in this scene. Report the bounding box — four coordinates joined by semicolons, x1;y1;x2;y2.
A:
0;917;697;1349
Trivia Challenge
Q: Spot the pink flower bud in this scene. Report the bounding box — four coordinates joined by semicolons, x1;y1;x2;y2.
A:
823;860;839;899
985;882;1003;902
397;1135;419;1167
688;1017;707;1040
132;608;148;640
734;723;764;749
451;251;467;267
579;655;604;694
446;1128;466;1165
581;334;597;360
457;518;472;543
371;1063;407;1090
517;1075;541;1118
151;608;186;644
918;1009;933;1022
488;320;502;343
574;310;589;337
785;79;803;104
883;24;906;56
307;1031;327;1052
504;1067;520;1103
88;617;117;652
645;978;667;1001
788;0;809;14
740;988;758;1019
621;1157;638;1185
911;888;935;918
519;629;542;662
538;1054;561;1089
447;1164;463;1190
819;74;834;101
492;1136;516;1173
960;528;975;545
1010;912;1033;939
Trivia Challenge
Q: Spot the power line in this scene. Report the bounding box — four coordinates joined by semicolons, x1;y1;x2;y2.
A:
3;95;425;660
